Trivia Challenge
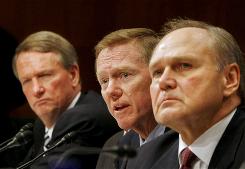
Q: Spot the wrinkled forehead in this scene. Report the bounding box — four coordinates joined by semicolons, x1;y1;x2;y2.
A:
96;44;145;69
150;27;213;65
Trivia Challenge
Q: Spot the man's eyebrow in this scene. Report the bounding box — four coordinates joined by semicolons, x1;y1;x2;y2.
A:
149;55;196;68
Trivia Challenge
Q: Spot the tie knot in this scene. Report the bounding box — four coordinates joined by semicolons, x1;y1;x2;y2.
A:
180;148;197;169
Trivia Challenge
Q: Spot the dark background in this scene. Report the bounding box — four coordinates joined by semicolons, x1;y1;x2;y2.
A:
0;0;244;141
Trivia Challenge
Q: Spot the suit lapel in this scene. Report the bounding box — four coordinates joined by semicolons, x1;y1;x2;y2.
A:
209;108;245;169
118;131;139;169
150;140;179;169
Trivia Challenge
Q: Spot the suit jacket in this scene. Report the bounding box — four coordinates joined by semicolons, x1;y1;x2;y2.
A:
6;90;120;169
130;107;245;169
95;130;124;169
118;130;140;169
126;129;178;169
95;130;140;169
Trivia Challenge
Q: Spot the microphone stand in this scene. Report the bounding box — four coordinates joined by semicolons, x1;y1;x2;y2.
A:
54;146;101;169
0;123;33;149
0;131;33;153
16;142;60;169
16;130;78;169
0;138;13;148
0;143;12;153
54;145;137;169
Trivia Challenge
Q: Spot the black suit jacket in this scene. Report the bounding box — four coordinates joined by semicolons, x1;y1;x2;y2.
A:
126;129;178;169
5;90;120;169
131;107;245;169
95;130;140;169
118;130;140;169
95;130;124;169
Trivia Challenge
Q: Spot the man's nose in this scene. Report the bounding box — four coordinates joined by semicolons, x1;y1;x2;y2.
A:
32;79;45;97
106;80;123;101
159;69;177;91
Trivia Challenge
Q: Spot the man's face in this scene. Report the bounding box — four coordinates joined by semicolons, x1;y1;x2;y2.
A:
149;28;226;129
96;42;153;130
16;51;79;122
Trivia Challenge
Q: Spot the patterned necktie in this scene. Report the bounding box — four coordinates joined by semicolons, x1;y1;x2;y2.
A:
180;148;197;169
43;131;51;151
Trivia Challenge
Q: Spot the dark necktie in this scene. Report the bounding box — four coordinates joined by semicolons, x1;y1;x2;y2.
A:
180;148;197;169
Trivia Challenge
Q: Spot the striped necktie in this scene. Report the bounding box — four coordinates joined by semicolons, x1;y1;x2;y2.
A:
43;130;51;151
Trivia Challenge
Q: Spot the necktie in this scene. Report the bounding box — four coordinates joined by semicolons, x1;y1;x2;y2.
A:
43;131;51;151
180;148;197;169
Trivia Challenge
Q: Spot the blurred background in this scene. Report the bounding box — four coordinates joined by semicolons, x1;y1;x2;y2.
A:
0;0;244;141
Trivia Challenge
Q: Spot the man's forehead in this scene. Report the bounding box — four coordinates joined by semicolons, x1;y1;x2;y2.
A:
97;46;145;65
150;27;212;66
161;27;209;44
154;27;210;53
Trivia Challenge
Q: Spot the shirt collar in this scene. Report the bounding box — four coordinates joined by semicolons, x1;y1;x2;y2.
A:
139;124;165;146
67;92;81;110
178;108;236;166
45;125;54;138
45;92;81;136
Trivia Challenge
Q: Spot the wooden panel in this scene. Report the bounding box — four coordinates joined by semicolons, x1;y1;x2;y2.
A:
0;0;244;118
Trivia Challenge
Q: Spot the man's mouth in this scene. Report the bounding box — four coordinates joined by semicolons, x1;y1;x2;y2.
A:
113;104;129;111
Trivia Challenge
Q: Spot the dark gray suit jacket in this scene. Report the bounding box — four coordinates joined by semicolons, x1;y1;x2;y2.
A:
95;130;140;169
95;130;124;169
129;107;245;169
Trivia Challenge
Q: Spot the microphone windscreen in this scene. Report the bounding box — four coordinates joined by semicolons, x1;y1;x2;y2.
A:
15;130;33;144
19;123;33;132
7;130;33;148
103;145;137;158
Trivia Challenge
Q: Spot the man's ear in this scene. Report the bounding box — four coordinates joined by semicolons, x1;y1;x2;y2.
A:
223;63;240;97
69;64;80;87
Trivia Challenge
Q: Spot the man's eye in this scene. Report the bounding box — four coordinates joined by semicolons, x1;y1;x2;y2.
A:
22;79;30;86
176;63;192;71
152;69;163;78
40;74;51;78
120;72;129;78
100;78;108;84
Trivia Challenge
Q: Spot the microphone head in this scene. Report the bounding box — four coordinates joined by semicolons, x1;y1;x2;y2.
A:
6;130;33;148
103;145;137;158
19;123;33;133
15;130;33;145
55;130;79;147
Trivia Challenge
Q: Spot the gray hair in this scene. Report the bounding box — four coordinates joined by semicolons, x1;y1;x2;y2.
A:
12;31;78;78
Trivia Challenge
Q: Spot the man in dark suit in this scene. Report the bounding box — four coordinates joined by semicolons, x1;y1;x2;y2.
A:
133;18;245;169
94;28;165;169
2;31;120;169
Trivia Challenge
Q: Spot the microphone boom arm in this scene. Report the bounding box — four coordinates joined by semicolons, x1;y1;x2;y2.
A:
16;130;78;169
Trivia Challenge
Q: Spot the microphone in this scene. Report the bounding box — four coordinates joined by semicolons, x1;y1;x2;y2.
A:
54;145;137;169
0;123;33;148
18;123;33;133
16;130;78;169
54;130;78;147
102;145;137;158
0;123;33;152
6;130;33;148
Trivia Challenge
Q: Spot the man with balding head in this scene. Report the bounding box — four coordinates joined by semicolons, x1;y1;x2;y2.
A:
130;18;245;169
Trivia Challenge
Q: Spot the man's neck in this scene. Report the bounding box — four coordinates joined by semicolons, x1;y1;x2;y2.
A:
180;95;241;145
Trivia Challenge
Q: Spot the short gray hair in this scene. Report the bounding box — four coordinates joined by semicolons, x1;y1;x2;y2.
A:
12;31;78;78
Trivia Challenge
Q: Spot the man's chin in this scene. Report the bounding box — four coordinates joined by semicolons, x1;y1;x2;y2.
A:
35;108;56;117
155;109;179;125
117;120;132;131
